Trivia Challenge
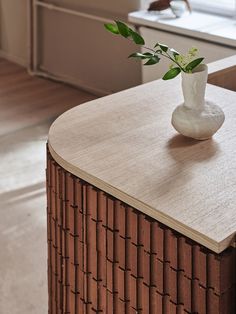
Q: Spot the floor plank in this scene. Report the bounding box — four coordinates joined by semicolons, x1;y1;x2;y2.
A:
0;59;97;136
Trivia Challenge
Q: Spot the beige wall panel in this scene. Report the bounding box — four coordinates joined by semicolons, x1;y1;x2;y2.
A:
38;8;142;94
0;0;28;65
39;0;145;16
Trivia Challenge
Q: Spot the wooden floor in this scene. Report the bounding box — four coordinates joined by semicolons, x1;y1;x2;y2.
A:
0;58;97;137
0;58;96;314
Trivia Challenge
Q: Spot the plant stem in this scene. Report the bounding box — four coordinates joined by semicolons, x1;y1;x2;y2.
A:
127;36;186;72
143;46;156;53
165;51;186;72
142;46;186;72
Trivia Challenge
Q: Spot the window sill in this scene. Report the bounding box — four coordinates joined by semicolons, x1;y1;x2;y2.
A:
128;10;236;48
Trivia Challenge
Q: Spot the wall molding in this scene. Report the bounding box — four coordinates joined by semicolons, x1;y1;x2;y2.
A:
29;67;109;97
0;50;28;67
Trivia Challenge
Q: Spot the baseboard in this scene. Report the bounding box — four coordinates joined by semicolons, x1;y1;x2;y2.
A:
29;67;110;97
0;50;28;68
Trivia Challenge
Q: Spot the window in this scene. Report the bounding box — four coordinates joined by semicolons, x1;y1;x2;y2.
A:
190;0;236;17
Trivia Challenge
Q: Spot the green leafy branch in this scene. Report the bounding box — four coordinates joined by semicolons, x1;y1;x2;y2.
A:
104;21;204;80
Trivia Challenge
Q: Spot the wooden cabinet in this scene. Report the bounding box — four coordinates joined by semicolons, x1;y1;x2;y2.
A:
46;153;236;313
47;57;236;313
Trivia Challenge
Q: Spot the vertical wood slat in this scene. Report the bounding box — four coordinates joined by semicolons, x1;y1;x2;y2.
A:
46;154;53;314
47;149;236;314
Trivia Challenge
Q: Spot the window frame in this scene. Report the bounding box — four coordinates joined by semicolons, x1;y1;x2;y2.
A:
190;0;236;17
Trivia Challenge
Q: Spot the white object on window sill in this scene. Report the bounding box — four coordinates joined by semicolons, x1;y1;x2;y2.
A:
170;1;187;18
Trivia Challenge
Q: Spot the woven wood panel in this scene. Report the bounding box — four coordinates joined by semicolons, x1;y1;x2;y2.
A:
46;150;236;314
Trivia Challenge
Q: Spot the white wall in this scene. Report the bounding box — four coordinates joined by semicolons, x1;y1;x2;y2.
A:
37;7;142;95
0;0;143;94
43;0;144;16
0;0;149;70
0;0;148;68
0;0;28;66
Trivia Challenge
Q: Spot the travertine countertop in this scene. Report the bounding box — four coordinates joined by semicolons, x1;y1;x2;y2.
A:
48;77;236;253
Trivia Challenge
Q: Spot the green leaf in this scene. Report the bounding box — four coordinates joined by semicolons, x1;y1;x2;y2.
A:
154;43;168;52
159;43;169;52
142;52;154;57
162;67;181;80
104;23;119;34
170;48;180;57
130;30;145;45
129;52;152;59
144;56;160;65
185;57;204;72
115;21;131;38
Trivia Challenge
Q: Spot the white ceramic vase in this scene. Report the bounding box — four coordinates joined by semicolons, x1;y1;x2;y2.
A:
171;64;225;140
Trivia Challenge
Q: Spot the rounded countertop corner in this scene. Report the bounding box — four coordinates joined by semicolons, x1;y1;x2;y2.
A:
48;79;236;253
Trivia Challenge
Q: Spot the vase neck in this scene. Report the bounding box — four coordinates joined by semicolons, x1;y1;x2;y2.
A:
182;64;208;110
